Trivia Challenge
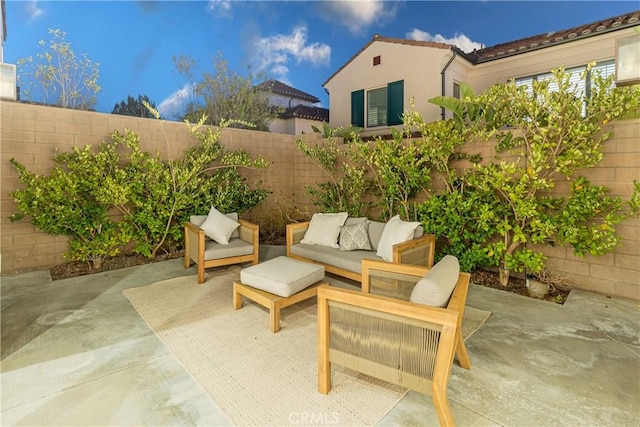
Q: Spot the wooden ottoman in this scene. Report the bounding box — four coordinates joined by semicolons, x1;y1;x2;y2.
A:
233;256;326;333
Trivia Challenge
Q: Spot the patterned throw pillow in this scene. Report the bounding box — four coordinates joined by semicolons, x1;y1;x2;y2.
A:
339;221;372;252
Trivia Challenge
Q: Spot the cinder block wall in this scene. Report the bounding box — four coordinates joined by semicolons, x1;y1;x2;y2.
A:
0;101;307;273
1;101;638;299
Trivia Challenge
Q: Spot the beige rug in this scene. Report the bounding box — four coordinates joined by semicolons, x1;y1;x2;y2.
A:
123;269;491;426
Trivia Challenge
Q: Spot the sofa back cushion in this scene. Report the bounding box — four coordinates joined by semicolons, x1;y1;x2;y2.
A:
367;220;423;251
368;221;386;251
301;212;349;248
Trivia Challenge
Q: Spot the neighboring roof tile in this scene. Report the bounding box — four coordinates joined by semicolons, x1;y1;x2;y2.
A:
281;105;329;122
323;34;453;87
465;10;640;63
323;10;639;86
256;79;320;103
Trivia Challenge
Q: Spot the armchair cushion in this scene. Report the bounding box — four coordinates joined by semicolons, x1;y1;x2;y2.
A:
376;215;421;262
200;206;240;245
410;255;460;308
203;238;255;261
301;212;348;248
339;221;371;252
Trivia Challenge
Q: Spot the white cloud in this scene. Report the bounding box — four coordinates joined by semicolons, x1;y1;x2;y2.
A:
253;25;331;82
26;0;45;22
158;84;194;119
270;65;291;85
323;0;398;35
206;0;232;18
407;29;484;53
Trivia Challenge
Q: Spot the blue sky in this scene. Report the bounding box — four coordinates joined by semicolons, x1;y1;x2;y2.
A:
5;1;638;118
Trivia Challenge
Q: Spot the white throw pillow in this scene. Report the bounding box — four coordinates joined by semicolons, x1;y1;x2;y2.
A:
300;212;348;248
200;206;241;245
191;212;240;239
410;255;460;308
375;215;421;262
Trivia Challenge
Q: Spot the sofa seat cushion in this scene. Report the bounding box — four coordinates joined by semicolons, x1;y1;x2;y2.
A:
290;243;380;274
204;238;254;261
240;256;325;297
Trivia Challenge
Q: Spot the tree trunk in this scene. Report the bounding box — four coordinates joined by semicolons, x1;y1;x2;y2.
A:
499;266;510;286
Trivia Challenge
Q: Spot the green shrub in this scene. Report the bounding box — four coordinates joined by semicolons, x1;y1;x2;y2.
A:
10;117;270;265
10;143;131;269
107;120;269;258
415;186;502;271
296;136;372;217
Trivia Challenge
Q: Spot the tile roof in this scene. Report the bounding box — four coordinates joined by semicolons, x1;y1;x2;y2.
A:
462;10;640;63
256;79;320;103
323;10;639;86
281;104;329;122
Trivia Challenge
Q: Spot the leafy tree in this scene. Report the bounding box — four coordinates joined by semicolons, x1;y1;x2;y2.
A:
296;133;372;217
311;122;363;143
443;65;640;281
112;94;158;118
17;28;100;110
9;109;270;265
175;52;281;130
10;143;130;269
105;113;270;258
368;130;431;221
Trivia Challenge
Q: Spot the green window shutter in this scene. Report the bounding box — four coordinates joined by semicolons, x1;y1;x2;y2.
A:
351;89;364;127
387;80;404;126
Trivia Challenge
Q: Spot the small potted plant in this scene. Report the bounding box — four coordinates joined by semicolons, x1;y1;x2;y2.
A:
525;268;570;299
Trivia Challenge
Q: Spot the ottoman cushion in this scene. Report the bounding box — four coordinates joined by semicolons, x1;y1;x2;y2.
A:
240;256;325;297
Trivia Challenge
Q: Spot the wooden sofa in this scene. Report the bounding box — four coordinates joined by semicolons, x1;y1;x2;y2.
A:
286;218;436;282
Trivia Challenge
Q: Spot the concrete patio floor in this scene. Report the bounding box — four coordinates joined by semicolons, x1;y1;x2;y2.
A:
1;247;638;426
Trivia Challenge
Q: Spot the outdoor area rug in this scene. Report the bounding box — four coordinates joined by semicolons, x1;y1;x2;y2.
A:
123;269;491;426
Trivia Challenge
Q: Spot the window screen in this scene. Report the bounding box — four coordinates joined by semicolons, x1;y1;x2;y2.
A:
367;87;387;127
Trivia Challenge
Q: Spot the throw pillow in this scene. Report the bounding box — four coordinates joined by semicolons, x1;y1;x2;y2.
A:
376;215;421;262
199;206;241;245
339;221;371;252
191;212;240;239
300;212;348;248
410;255;460;308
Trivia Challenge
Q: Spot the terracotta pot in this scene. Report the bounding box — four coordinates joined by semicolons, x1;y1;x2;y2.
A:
527;278;549;299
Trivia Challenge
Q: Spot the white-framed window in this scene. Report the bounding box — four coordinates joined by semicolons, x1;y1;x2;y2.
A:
513;60;615;116
453;82;461;99
351;80;404;128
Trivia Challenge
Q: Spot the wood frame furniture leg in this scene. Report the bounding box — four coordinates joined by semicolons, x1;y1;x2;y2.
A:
233;281;325;333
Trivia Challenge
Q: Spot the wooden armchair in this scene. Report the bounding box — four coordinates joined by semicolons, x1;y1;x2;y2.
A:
317;259;471;427
184;219;259;284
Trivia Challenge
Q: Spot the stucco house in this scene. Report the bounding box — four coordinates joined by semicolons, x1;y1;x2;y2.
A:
256;79;329;135
323;10;639;136
0;0;17;101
